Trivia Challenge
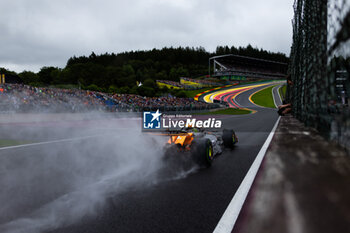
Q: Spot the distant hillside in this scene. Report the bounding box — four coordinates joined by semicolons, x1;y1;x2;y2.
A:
2;45;289;93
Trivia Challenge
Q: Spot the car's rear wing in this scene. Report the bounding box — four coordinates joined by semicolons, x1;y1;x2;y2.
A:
145;130;188;137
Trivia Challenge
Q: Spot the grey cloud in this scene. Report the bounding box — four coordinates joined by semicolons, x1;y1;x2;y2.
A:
0;0;294;72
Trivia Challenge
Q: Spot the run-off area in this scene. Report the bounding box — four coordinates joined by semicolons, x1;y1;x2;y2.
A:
0;115;201;233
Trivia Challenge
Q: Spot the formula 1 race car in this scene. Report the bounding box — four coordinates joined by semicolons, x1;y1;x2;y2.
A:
163;127;238;168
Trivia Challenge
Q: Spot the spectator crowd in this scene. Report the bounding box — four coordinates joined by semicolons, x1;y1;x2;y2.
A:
0;84;105;113
156;79;222;90
110;94;213;112
0;84;217;113
156;80;185;88
181;77;221;86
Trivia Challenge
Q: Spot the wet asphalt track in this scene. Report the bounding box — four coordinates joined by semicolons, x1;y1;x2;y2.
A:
0;84;280;233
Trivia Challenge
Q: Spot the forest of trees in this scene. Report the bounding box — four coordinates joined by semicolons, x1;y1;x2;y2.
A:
1;45;289;95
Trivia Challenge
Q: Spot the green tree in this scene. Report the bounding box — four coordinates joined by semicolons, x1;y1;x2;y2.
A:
143;78;155;88
51;68;62;85
108;85;118;93
18;71;39;84
121;64;136;87
169;67;189;81
38;66;59;84
86;84;101;92
137;86;154;97
119;86;130;94
155;70;168;80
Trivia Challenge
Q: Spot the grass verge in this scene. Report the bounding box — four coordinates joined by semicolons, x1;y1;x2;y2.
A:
197;108;252;115
0;139;31;148
279;85;287;101
251;85;278;108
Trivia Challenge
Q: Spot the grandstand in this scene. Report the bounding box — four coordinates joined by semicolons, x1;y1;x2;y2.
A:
209;55;288;80
156;80;182;89
157;78;222;90
180;77;222;88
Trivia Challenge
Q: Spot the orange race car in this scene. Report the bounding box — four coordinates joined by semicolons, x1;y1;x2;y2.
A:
162;127;238;167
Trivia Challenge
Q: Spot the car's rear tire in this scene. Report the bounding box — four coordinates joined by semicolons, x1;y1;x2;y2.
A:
223;129;237;148
191;138;213;168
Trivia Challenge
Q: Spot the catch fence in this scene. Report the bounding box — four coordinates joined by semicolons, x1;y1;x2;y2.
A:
289;0;350;149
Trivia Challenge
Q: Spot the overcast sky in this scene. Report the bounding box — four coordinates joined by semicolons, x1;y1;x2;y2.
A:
0;0;294;73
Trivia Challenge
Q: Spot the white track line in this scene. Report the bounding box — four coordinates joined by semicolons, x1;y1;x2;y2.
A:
213;116;281;233
0;134;112;151
277;85;283;103
272;86;278;108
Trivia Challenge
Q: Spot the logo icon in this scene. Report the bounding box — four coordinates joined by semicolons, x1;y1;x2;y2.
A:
143;109;162;129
